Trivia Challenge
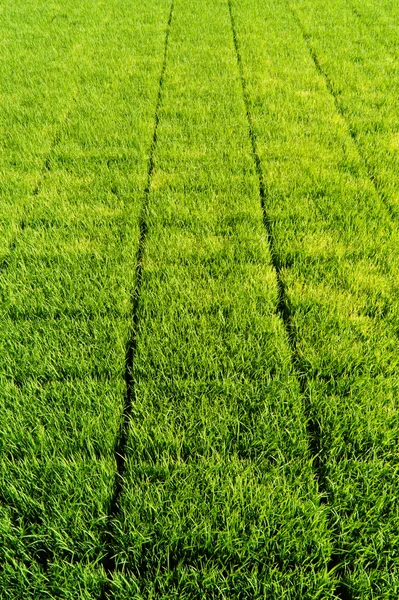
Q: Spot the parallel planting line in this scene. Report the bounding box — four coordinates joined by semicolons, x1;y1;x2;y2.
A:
287;2;395;221
227;0;319;479
0;19;110;578
1;2;175;595
1;13;111;272
0;102;77;273
228;2;349;598
1;62;81;272
100;0;174;590
100;0;332;593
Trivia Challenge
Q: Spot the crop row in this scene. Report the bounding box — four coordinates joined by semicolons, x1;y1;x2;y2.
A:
1;0;399;598
291;0;399;216
233;0;399;596
106;0;332;597
0;0;171;596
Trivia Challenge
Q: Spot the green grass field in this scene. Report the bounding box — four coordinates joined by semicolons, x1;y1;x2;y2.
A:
1;0;398;598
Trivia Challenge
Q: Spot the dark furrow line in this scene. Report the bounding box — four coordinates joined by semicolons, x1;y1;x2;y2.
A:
287;2;395;221
99;1;174;595
227;2;351;599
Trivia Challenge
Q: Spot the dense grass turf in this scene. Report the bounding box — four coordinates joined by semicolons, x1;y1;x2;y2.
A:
232;0;399;596
1;0;399;598
0;0;171;596
104;0;334;597
290;0;399;217
0;0;91;262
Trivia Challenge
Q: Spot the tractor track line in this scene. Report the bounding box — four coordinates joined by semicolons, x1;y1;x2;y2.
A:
227;1;351;598
287;1;396;223
99;1;174;595
285;5;383;597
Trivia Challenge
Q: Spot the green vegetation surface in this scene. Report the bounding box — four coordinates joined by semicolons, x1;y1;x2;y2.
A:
0;0;398;598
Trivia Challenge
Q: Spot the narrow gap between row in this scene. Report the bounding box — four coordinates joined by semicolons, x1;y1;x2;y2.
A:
99;2;175;596
288;1;395;222
227;1;351;598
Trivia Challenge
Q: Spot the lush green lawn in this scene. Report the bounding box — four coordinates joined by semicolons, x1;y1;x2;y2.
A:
0;0;398;598
0;0;171;596
232;0;399;596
